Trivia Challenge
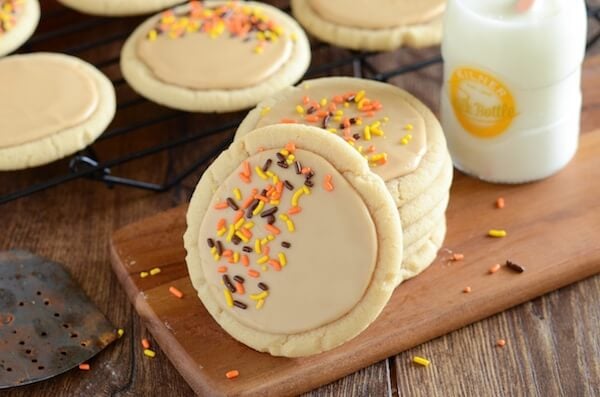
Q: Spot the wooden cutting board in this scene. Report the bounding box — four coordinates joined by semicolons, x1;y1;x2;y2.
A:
110;128;600;397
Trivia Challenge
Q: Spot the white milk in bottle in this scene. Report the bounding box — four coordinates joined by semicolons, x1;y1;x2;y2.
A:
440;0;588;183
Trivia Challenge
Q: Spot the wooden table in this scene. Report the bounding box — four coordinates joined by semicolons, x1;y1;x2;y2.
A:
1;1;599;395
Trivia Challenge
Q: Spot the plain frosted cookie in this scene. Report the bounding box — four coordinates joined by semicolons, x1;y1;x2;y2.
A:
57;0;184;16
0;53;116;170
121;1;311;113
0;0;39;57
235;77;449;206
184;124;403;357
291;0;445;52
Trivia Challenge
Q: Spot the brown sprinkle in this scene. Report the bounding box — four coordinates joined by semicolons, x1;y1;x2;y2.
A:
267;215;276;225
276;152;286;162
505;260;525;273
226;198;239;211
295;161;302;175
277;161;289;169
284;180;294;190
262;159;272;172
232;235;242;245
233;275;245;284
304;180;314;187
242;246;253;253
233;301;248;310
258;282;269;291
223;275;236;293
260;207;278;218
353;133;361;140
281;241;291;248
216;241;223;256
207;238;215;248
322;113;331;128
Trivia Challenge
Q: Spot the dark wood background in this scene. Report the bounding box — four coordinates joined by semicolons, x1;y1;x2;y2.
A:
1;1;599;395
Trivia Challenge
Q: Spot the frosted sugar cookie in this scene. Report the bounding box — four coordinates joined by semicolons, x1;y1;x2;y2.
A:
184;124;403;357
0;53;116;170
291;0;445;51
121;1;311;112
57;0;184;16
235;77;449;207
0;0;39;57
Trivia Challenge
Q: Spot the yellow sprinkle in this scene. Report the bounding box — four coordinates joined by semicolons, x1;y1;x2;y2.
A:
286;220;295;232
358;146;364;153
278;253;287;267
260;106;271;117
254;46;264;54
256;299;265;309
261;237;269;245
217;227;227;237
226;224;235;242
250;291;269;301
344;102;350;108
267;234;275;241
371;121;381;129
355;117;363;126
244;222;255;229
235;231;249;243
266;171;275;178
270;200;280;206
140;271;149;278
210;246;217;255
255;239;262;254
279;213;289;221
355;90;366;103
147;29;158;41
290;33;298;42
327;128;337;133
280;149;289;156
213;254;220;261
233;188;242;201
257;256;269;265
357;98;368;110
295;105;305;114
364;126;372;141
252;200;265;216
234;217;245;230
371;127;384;137
334;110;344;117
291;188;305;207
224;289;234;307
334;116;343;122
320;98;328;106
149;268;161;276
255;166;268;180
144;349;156;358
287;154;296;162
405;124;414;131
413;356;430;367
488;229;507;238
302;186;311;195
233;252;240;264
272;174;280;184
117;328;124;338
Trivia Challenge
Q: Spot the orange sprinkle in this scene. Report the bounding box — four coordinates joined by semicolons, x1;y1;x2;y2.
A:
489;264;501;274
497;339;506;347
255;194;269;202
285;142;296;153
242;190;258;209
302;95;310;105
463;286;472;293
496;197;505;209
235;282;245;295
269;259;282;271
328;102;338;112
216;218;226;230
241;255;250;267
242;160;251;177
342;118;351;128
305;115;320;123
169;286;183;299
233;210;244;223
239;173;250;184
301;167;312;175
240;228;252;239
263;245;271;256
141;338;151;349
79;363;90;371
214;202;228;210
366;111;375;117
248;269;260;278
217;266;228;273
452;253;465;261
222;250;233;258
226;370;239;379
280;118;298;124
288;206;302;215
333;95;344;104
266;224;281;235
324;174;334;192
367;145;376;153
316;110;329;117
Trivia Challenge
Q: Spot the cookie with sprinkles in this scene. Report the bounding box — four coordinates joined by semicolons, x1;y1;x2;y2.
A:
57;0;184;16
184;124;403;357
291;0;445;52
235;77;453;282
0;53;116;170
120;1;311;113
0;0;39;57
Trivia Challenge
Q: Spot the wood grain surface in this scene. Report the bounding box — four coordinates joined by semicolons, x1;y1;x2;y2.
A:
108;128;600;396
0;1;599;396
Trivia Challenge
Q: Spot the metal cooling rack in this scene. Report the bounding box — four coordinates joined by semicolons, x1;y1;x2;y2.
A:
1;1;599;205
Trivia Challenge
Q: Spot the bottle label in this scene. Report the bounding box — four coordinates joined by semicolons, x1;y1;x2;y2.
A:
449;67;517;138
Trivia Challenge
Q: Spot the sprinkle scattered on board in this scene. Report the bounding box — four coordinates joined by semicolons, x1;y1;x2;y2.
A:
488;229;507;238
226;370;240;379
144;349;156;358
463;286;472;293
140;267;161;278
489;264;501;274
506;260;525;273
496;197;505;209
497;339;507;348
117;328;125;338
169;286;184;298
412;356;431;367
141;338;151;349
79;363;90;371
451;253;464;261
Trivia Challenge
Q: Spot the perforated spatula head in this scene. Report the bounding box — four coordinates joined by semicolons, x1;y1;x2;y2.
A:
0;250;118;389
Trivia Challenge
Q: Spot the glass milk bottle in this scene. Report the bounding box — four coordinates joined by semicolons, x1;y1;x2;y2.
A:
440;0;588;183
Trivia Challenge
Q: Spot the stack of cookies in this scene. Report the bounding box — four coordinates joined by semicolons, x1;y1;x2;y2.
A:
234;77;452;282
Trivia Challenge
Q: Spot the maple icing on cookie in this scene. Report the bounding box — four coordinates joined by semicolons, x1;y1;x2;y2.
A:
137;1;295;90
198;142;378;334
0;54;99;148
254;79;428;181
307;0;446;29
0;0;24;36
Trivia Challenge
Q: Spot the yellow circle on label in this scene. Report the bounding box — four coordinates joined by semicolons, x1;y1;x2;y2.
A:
449;67;517;138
